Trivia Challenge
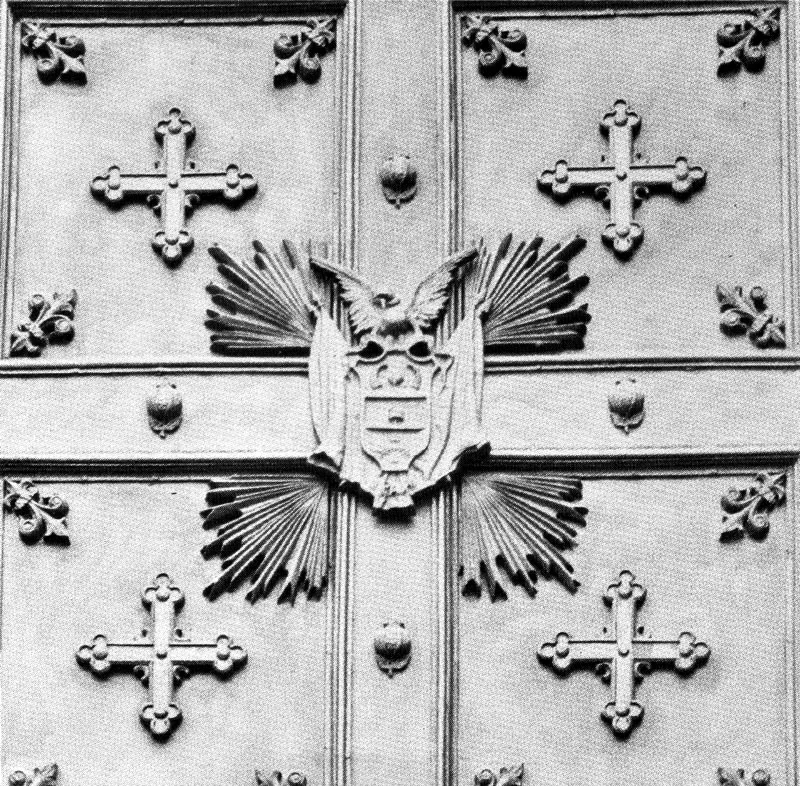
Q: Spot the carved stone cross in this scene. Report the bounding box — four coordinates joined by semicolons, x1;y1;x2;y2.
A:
91;108;257;264
538;100;706;258
537;570;709;738
76;573;247;739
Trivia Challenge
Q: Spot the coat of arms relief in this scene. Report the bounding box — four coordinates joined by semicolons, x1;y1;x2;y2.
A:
201;233;591;603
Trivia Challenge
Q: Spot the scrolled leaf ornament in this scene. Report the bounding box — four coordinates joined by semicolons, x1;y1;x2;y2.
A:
720;471;786;541
8;765;59;786
717;7;779;76
10;290;77;357
717;285;785;348
718;769;771;786
461;15;527;78
20;22;86;83
256;772;307;786
475;765;524;786
274;18;336;86
3;479;70;545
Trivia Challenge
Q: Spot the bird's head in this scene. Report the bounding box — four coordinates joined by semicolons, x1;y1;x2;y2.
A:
372;292;401;310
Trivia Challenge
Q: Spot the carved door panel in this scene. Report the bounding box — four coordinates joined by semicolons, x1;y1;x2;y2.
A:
0;3;797;786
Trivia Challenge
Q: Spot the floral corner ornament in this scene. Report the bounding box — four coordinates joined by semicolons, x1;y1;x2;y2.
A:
8;765;58;786
274;18;336;86
10;290;77;357
608;378;644;434
461;15;527;78
719;769;771;786
3;479;70;545
717;285;785;349
720;471;785;542
20;22;85;83
717;7;779;76
146;380;183;438
474;765;524;786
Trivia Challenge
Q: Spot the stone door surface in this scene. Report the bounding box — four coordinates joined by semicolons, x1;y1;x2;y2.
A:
0;2;796;786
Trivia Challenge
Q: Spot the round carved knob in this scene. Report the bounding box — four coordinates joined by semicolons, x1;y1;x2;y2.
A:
146;379;183;438
374;620;411;677
608;378;644;434
379;155;417;208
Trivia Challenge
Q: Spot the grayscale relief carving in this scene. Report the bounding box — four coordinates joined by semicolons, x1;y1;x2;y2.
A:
608;378;645;434
374;621;412;677
274;18;336;86
458;474;587;599
201;475;331;603
718;769;771;786
538;100;706;258
8;765;58;786
538;570;710;738
720;471;786;541
380;155;418;207
474;765;524;786
146;379;183;438
256;772;307;786
76;574;247;739
206;234;589;511
10;290;77;357
717;7;779;76
717;285;785;348
461;15;528;78
20;22;85;83
91;108;256;264
3;479;70;545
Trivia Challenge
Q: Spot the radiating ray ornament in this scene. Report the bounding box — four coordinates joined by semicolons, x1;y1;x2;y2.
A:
203;234;592;602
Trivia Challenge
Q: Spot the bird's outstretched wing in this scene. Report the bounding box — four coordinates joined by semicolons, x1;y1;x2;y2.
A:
206;240;319;353
406;246;477;330
310;256;382;338
468;233;590;351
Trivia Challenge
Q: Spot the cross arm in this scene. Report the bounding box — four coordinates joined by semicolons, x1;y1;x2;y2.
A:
630;158;706;195
91;167;167;203
537;162;615;200
75;635;152;674
169;635;247;675
537;632;617;673
631;633;710;672
179;167;257;202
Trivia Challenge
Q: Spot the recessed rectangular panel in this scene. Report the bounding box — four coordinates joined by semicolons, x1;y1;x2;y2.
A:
7;13;341;360
1;480;328;785
458;6;788;357
456;472;792;786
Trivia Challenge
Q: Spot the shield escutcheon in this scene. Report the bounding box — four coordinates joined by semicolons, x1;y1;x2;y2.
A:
351;345;442;476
